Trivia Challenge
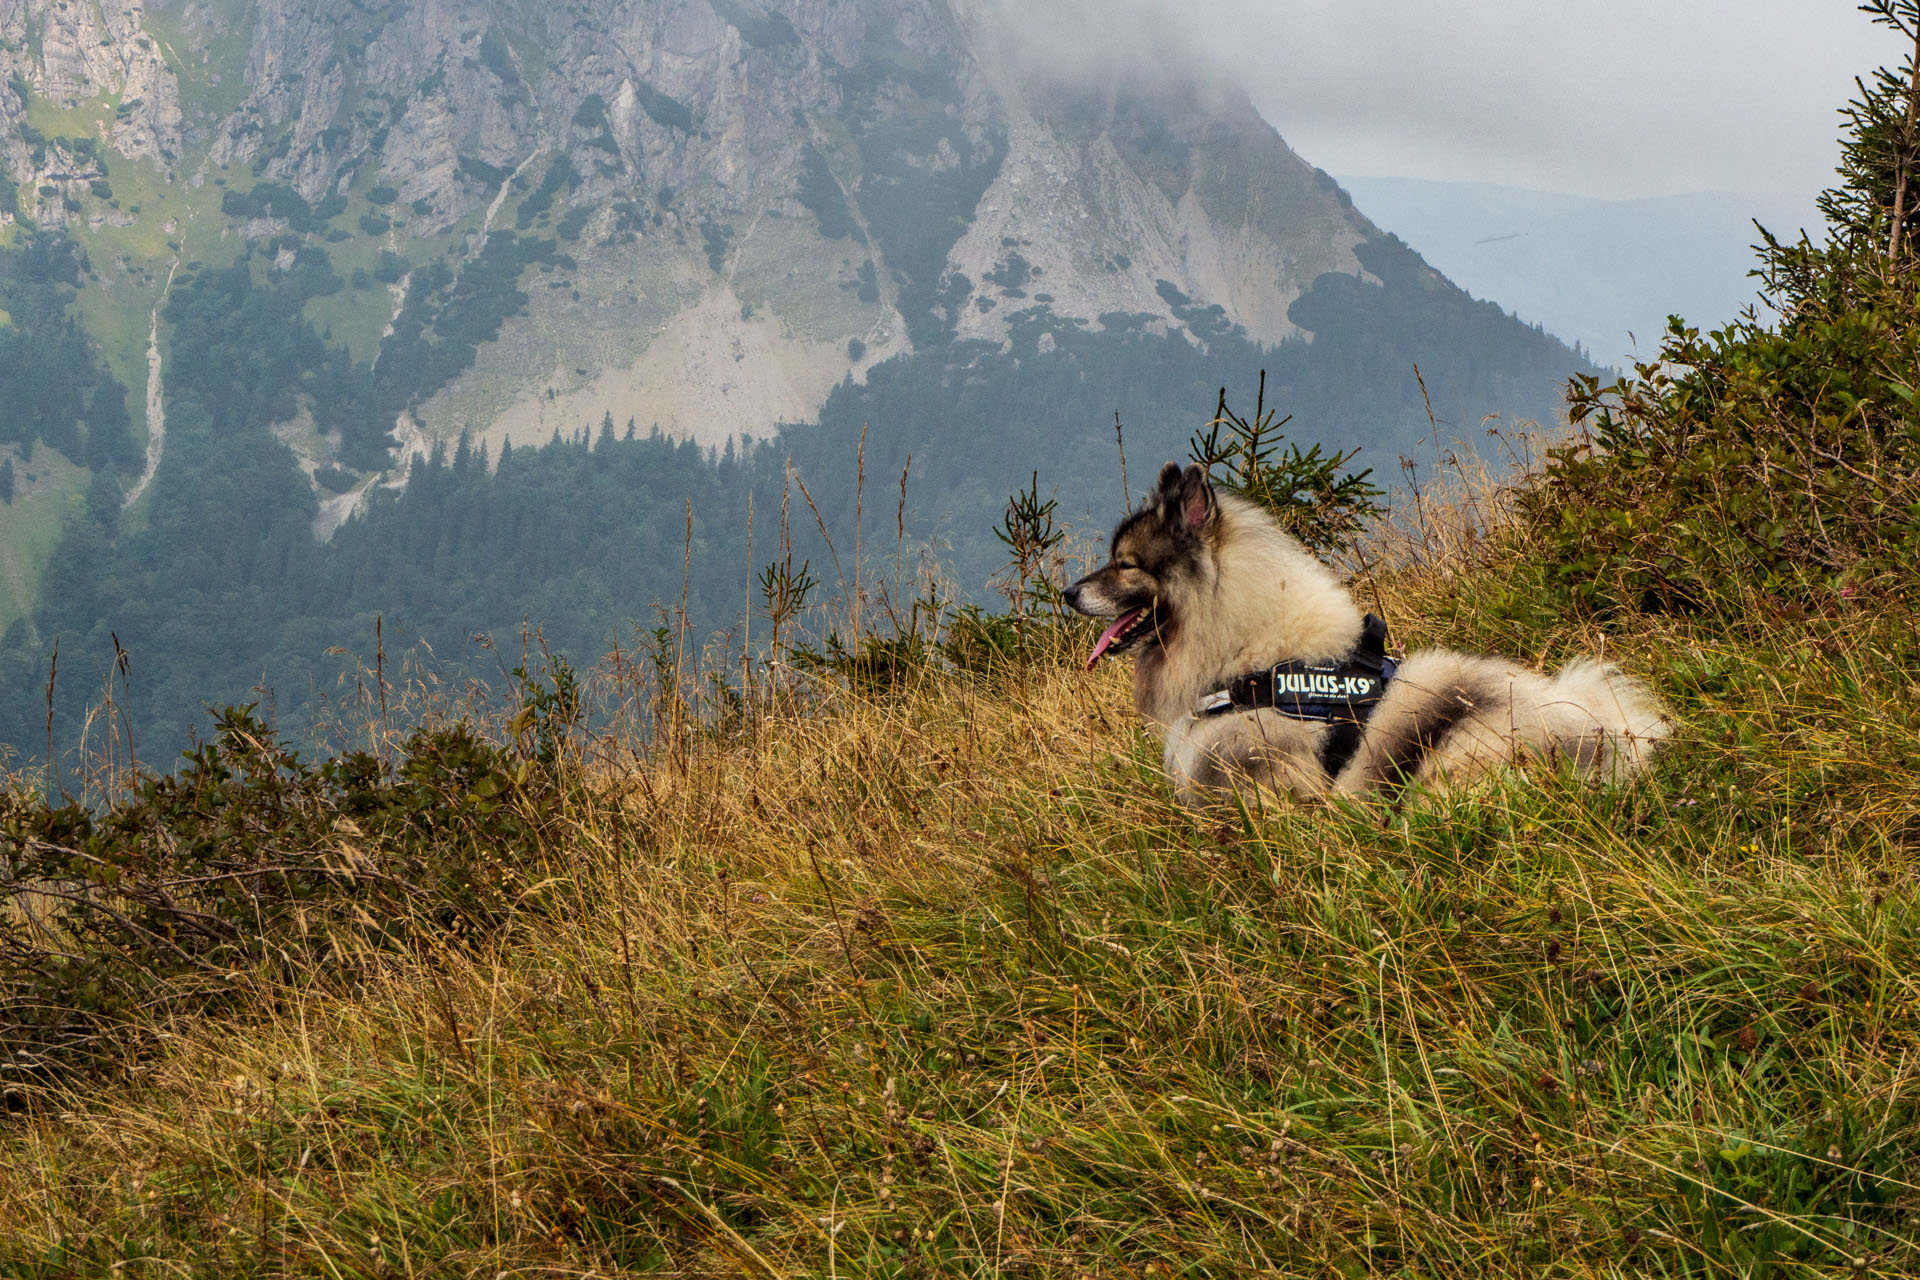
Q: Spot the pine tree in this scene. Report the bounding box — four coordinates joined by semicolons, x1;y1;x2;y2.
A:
0;457;14;504
1829;1;1920;257
1761;1;1920;312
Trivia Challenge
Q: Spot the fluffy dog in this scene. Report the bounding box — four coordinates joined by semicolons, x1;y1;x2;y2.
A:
1065;463;1669;802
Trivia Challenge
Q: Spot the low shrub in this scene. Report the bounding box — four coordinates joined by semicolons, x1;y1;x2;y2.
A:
0;707;569;1086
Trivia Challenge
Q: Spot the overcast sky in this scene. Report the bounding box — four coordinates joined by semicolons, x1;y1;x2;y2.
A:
1163;1;1893;200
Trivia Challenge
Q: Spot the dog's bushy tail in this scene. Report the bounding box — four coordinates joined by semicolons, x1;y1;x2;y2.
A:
1543;659;1672;782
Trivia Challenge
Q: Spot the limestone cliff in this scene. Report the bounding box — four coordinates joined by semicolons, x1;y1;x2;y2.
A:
0;0;1384;480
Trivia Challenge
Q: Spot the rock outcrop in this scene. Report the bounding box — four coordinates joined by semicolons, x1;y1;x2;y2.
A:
0;0;1384;457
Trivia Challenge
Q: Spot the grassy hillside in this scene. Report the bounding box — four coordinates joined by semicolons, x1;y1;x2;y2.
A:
8;45;1920;1257
1;428;1916;1275
0;446;84;631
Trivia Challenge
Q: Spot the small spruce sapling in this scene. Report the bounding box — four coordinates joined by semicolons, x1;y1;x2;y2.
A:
1188;370;1384;558
992;470;1068;622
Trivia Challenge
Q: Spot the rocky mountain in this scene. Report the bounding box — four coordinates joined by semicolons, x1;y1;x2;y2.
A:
1;0;1391;490
0;0;1596;760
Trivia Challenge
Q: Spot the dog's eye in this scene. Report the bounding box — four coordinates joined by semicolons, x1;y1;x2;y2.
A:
1112;559;1136;571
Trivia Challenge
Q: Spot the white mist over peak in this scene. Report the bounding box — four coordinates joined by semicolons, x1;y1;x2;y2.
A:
1145;0;1886;201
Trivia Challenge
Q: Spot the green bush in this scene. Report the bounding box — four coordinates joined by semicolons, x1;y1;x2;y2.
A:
1522;6;1920;616
1525;312;1920;613
313;464;359;493
0;708;568;1084
555;204;591;241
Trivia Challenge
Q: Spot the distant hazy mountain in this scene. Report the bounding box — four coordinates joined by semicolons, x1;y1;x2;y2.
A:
1338;178;1824;369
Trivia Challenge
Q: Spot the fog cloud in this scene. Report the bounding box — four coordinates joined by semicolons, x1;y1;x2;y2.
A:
978;0;1228;104
1125;1;1890;200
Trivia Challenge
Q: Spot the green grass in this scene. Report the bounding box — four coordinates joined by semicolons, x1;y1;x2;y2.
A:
0;449;88;633
69;147;226;265
496;18;551;88
66;263;160;426
21;92;116;141
2;548;1916;1275
301;231;408;364
141;0;255;125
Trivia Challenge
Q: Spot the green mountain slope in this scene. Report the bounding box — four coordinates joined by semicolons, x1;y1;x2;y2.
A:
0;0;1595;761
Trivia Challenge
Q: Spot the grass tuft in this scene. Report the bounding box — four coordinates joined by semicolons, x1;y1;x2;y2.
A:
2;551;1917;1275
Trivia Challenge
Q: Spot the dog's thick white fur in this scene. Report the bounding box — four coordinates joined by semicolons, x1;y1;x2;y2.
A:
1066;464;1670;803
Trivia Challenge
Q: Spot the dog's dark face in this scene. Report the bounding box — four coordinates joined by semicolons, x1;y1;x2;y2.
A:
1065;462;1216;670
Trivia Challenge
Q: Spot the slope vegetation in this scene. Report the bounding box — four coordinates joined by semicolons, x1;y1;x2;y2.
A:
2;432;1916;1275
7;26;1920;1267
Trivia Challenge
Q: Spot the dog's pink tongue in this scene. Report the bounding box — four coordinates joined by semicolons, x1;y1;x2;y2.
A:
1086;609;1144;671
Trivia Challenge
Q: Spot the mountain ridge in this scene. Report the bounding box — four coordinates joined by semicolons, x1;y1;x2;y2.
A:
2;0;1397;474
1336;176;1822;367
0;0;1596;758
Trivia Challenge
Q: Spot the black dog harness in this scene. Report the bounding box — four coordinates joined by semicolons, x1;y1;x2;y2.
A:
1194;613;1398;777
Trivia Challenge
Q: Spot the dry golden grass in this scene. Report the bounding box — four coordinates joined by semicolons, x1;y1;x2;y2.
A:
4;440;1920;1276
3;567;1918;1278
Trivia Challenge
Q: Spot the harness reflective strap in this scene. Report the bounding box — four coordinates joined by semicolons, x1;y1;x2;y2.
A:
1197;688;1235;715
1192;614;1398;778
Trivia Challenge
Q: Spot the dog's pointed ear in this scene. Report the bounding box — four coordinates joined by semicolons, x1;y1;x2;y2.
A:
1154;462;1184;499
1176;465;1216;533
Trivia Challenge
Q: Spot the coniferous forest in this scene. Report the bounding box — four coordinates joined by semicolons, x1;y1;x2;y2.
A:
0;220;1589;766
